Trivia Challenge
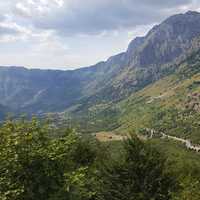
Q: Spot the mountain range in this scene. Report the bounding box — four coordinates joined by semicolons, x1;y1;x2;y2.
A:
1;11;200;134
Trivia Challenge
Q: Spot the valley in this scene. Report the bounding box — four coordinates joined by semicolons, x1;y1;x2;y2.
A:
1;9;200;199
0;12;200;148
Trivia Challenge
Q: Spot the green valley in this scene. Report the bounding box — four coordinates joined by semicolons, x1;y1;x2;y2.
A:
1;10;200;199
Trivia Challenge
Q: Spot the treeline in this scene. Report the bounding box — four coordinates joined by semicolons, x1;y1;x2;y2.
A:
0;118;200;200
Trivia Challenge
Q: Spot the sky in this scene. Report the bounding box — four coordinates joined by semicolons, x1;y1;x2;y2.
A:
0;0;200;69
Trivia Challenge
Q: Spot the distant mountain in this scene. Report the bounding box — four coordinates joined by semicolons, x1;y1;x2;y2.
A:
0;67;88;113
0;11;200;123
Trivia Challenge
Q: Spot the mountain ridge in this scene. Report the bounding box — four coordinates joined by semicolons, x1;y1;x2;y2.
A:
0;11;200;123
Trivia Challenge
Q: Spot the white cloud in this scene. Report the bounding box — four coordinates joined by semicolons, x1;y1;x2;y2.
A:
11;0;193;36
0;19;31;42
14;0;65;18
15;2;31;17
54;0;64;7
0;0;200;69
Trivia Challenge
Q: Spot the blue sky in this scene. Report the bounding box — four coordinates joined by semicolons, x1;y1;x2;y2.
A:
0;0;200;69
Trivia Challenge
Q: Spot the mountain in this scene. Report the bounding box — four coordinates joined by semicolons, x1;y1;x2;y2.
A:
64;11;200;129
0;66;88;113
118;48;200;143
86;11;200;102
0;11;200;130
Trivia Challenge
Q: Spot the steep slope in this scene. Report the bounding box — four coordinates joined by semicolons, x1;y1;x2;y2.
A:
69;11;200;113
0;58;128;114
62;49;200;134
127;11;200;67
118;49;200;143
0;11;200;119
0;67;85;113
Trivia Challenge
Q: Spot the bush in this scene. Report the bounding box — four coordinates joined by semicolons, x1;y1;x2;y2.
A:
97;136;178;200
0;118;97;200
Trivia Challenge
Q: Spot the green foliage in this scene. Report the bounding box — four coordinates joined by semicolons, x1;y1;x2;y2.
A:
146;107;200;143
149;139;200;200
97;136;178;200
174;177;200;200
0;118;97;200
1;118;200;199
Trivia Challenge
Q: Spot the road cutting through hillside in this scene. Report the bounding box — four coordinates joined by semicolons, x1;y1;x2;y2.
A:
147;128;200;152
161;132;200;152
95;130;200;153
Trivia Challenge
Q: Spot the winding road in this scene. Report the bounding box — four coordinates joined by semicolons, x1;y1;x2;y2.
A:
95;129;200;153
146;128;200;152
161;132;200;152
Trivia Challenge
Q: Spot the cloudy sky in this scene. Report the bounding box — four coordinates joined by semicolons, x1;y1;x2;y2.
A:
0;0;200;69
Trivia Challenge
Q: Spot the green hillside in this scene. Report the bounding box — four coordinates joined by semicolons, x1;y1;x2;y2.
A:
65;48;200;147
117;49;200;142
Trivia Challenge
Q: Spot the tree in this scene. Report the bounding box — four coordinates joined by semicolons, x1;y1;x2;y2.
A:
97;136;178;200
0;118;97;200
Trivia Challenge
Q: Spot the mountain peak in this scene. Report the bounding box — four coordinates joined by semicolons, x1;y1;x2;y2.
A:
124;10;200;68
186;10;200;15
